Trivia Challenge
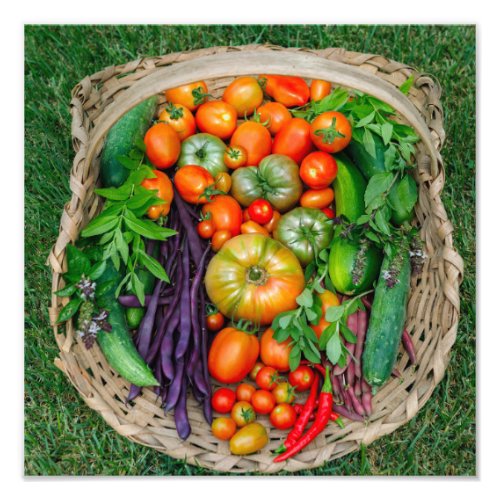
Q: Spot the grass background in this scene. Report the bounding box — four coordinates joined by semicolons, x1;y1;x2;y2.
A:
24;24;476;476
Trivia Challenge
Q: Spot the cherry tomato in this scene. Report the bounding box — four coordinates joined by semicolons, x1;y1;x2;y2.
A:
197;219;215;239
231;401;256;427
211;229;232;252
248;199;273;225
256;102;292;136
311;290;341;339
263;210;281;233
272;117;313;164
211;387;236;413
321;207;336;219
242;208;251;222
310;111;352;153
260;327;292;372
223;76;263;117
299;151;338;190
251;390;276;415
174;165;215;204
300;188;335;209
214;172;232;193
249;361;265;381
223;145;248;169
144;122;181;169
202;195;243;237
165;81;208;111
158;103;196;141
236;383;257;402
230;121;272;166
240;220;270;236
211;417;237;441
310;80;332;102
272;382;295;404
270;403;297;430
196;100;238;140
288;365;315;392
206;311;225;331
140;169;174;220
256;366;280;391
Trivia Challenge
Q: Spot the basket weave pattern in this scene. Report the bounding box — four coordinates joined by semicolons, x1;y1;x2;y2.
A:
47;45;464;473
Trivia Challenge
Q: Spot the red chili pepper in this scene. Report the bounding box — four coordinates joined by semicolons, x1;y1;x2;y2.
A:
259;74;310;108
274;366;333;463
294;403;344;428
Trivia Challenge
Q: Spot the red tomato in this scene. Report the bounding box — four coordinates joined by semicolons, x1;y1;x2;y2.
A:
263;210;281;233
251;390;276;415
310;80;332;102
242;208;251;222
165;81;208;112
240;220;270;237
223;76;263;117
195;100;237;140
248;199;274;225
206;311;225;331
211;387;236;413
259;75;310;108
300;188;335;209
256;366;280;391
249;361;265;381
256;102;292;136
158;103;196;141
230;121;272;166
231;401;256;427
211;229;232;252
272;382;295;404
272;118;313;164
223;145;248;169
311;290;341;339
260;327;292;372
140;169;174;220
310;111;352;153
197;220;215;239
288;365;315;392
144;123;181;169
202;195;243;237
236;383;257;402
299;151;338;190
174;165;215;204
270;403;297;430
321;207;336;219
212;417;237;441
208;327;260;384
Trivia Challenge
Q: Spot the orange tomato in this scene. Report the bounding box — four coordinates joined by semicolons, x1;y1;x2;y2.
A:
211;229;232;252
195;101;237;140
231;401;257;427
236;383;257;402
272;117;313;164
174;165;215;204
251;390;276;415
197;219;215;239
214;172;232;193
260;327;292;372
212;417;237;440
240;220;270;236
263;210;281;233
249;361;265;381
256;102;292;136
144;123;181;169
230;121;272;166
272;382;295;404
208;327;260;384
223;145;248;169
311;290;341;339
300;151;338;190
202;195;243;237
310;111;352;153
223;76;263;117
164;80;208;111
140;169;174;220
310;79;332;102
300;188;335;209
158;103;196;141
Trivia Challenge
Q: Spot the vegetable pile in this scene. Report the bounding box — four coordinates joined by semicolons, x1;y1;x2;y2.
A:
55;72;425;461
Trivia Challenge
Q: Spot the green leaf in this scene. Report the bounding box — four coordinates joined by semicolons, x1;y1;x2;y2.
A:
367;96;394;114
57;297;83;324
123;209;176;241
65;244;91;277
95;184;133;201
355;110;376;128
325;304;344;323
115;230;129;265
326;329;342;365
81;215;120;238
400;74;415;95
305;306;319;324
399;141;414;164
362;128;377;159
356;214;372;225
296;287;314;308
318;248;330;264
364;172;395;212
54;283;78;297
88;261;107;281
273;327;291;343
345;297;361;316
375;209;392;236
394;174;418;213
117;154;141;170
384;144;398;170
278;313;293;329
381;122;393;146
131;272;145;306
340;322;357;343
138;251;169;283
134;138;146;153
303;338;321;364
365;231;381;244
288;344;302;372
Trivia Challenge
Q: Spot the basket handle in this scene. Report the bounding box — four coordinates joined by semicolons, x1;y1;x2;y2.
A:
85;49;439;176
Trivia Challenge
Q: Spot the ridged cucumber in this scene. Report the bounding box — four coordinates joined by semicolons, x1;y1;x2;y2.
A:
362;242;411;392
100;96;158;187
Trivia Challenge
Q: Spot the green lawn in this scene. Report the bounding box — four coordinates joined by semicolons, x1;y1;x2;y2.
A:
24;24;476;476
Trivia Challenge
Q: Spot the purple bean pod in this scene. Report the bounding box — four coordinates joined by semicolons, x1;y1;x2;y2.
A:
193;365;211;398
362;391;373;416
174;378;191;440
203;396;213;425
174;241;192;361
354;308;368;378
346;360;356;388
354;379;362;397
332;371;343;403
127;384;142;403
119;294;172;308
164;359;185;412
361;378;371;394
199;279;212;399
174;191;203;263
159;307;181;380
401;329;417;365
347;385;365;417
135;279;163;358
332;404;365;422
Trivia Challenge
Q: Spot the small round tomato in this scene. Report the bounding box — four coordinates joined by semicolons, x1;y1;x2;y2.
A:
165;81;208;111
231;401;256;427
211;229;232;252
270;403;297;430
212;417;237;441
206;311;225;331
196;101;237;140
248;199;273;225
263;210;281;233
144;122;181;169
288;365;315;392
321;207;336;219
236;383;257;402
311;290;341;339
223;145;248;169
260;328;292;372
272;382;295;404
240;220;270;236
140;169;174;220
310;80;332;102
223;76;263;118
256;102;292;136
255;366;280;391
230;121;272;166
300;151;338;190
310;111;352;153
158;103;196;141
174;165;215;204
249;361;265;381
197;219;215;239
211;387;236;413
202;195;243;237
251;390;276;415
214;172;232;193
272;117;313;164
300;188;335;209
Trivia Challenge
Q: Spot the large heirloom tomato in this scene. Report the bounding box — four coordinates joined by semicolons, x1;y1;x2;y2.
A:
177;133;228;178
205;234;305;325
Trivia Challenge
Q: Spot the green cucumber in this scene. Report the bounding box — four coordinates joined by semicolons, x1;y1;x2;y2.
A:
346;135;386;180
100;96;158;187
362;242;411;392
95;262;158;387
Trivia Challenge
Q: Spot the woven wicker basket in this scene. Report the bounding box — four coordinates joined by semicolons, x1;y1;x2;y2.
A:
47;44;464;473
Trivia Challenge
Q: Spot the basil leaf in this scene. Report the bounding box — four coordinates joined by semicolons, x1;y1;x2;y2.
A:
364;172;395;212
384;144;398;170
381;122;393;146
375;209;392;236
362;128;377;159
394;174;418;213
88;261;107;281
355;110;376;128
326;329;342;365
54;283;78;298
138;251;169;283
325;304;344;323
65;244;91;277
57;297;83;324
365;231;381;244
81;215;120;238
